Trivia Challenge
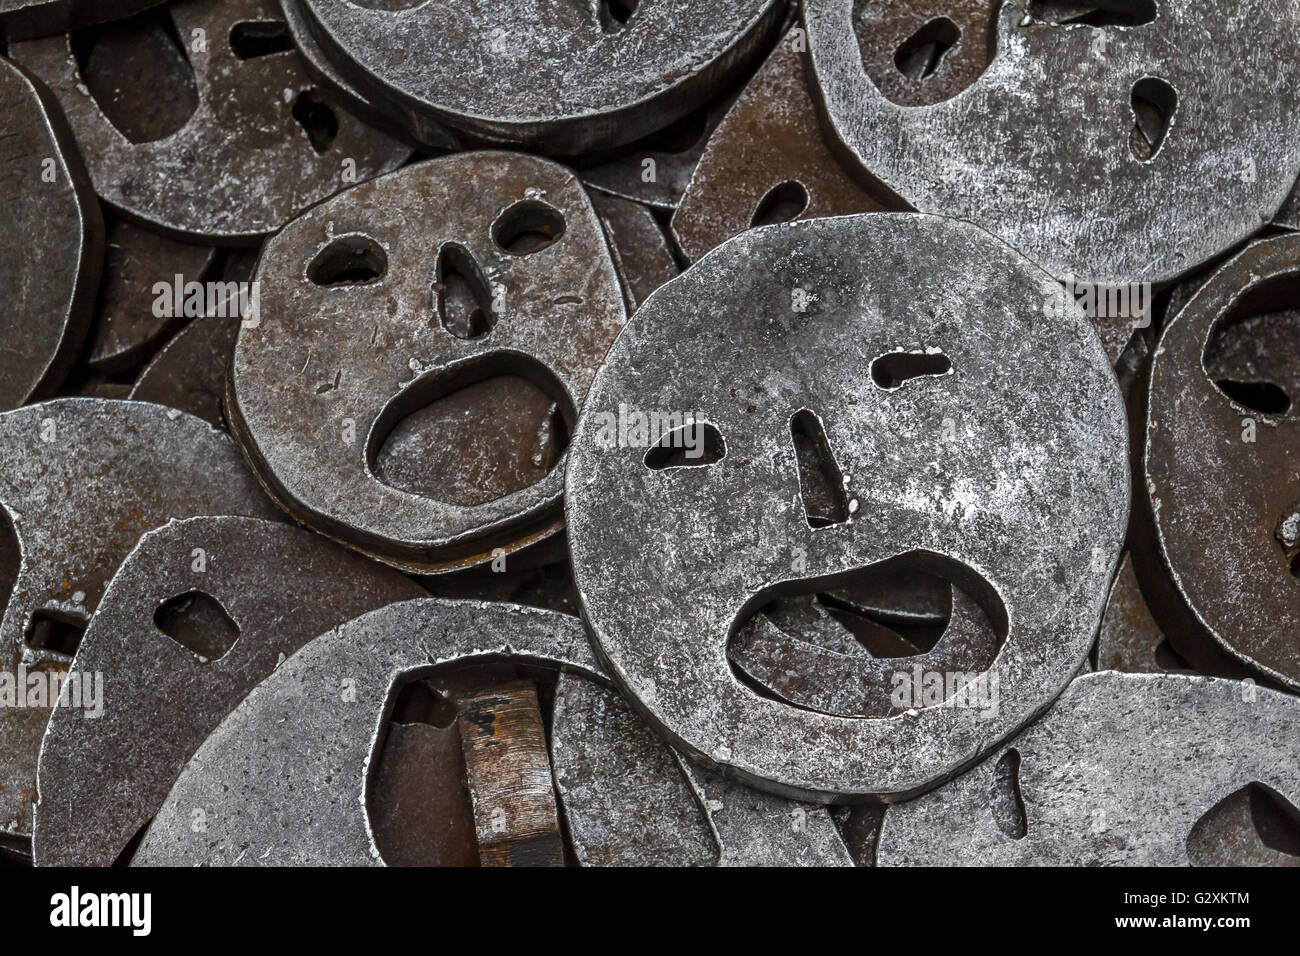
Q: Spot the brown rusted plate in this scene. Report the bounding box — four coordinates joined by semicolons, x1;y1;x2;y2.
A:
457;680;565;867
10;0;412;244
671;27;887;263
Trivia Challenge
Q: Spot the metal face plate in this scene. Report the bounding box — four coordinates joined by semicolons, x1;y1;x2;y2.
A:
33;515;425;867
876;672;1300;865
295;0;784;153
804;0;1300;287
129;600;603;865
129;315;242;429
0;55;103;410
10;0;412;244
1144;234;1300;689
0;398;280;842
565;213;1129;801
227;152;626;573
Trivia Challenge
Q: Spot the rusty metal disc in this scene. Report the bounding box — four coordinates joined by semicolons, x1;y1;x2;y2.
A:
876;671;1300;865
10;0;412;244
0;54;103;411
804;0;1300;288
33;515;425;867
227;152;627;573
292;0;785;154
1143;234;1300;689
0;398;280;847
565;213;1129;801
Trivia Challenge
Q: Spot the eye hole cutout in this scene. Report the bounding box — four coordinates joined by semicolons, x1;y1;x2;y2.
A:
307;234;388;287
990;748;1029;840
433;242;495;340
24;609;88;658
153;590;240;663
70;8;199;144
1129;77;1176;162
291;89;339;154
871;350;953;389
643;422;726;470
599;0;641;33
229;19;294;59
790;409;851;528
1027;0;1156;27
894;16;960;82
751;181;811;228
1203;272;1299;418
492;200;566;256
1187;782;1300;866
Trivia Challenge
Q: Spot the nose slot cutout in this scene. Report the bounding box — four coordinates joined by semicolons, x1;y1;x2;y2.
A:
229;20;294;59
153;590;240;663
990;748;1028;840
71;9;199;144
368;353;574;507
791;409;850;528
871;350;952;389
643;422;726;470
291;89;339;154
1187;782;1300;866
307;233;388;287
492;200;566;256
1129;77;1176;162
1028;0;1156;26
894;17;960;81
433;243;496;339
751;181;811;228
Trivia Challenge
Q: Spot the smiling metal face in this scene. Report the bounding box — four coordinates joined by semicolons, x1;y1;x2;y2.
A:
564;213;1130;801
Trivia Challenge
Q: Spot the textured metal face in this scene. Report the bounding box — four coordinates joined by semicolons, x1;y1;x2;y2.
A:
129;600;603;865
0;399;280;843
876;672;1300;865
32;516;425;867
0;56;102;411
10;0;411;243
804;0;1300;288
565;213;1129;801
1144;234;1300;690
551;674;853;866
671;28;886;264
0;0;164;42
293;0;784;153
228;152;627;573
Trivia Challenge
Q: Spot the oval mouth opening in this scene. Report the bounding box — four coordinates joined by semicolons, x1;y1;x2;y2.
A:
727;551;1008;719
366;352;576;507
1203;271;1300;418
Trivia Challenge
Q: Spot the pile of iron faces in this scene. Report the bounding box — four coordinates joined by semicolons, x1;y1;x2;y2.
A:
1;0;1298;868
